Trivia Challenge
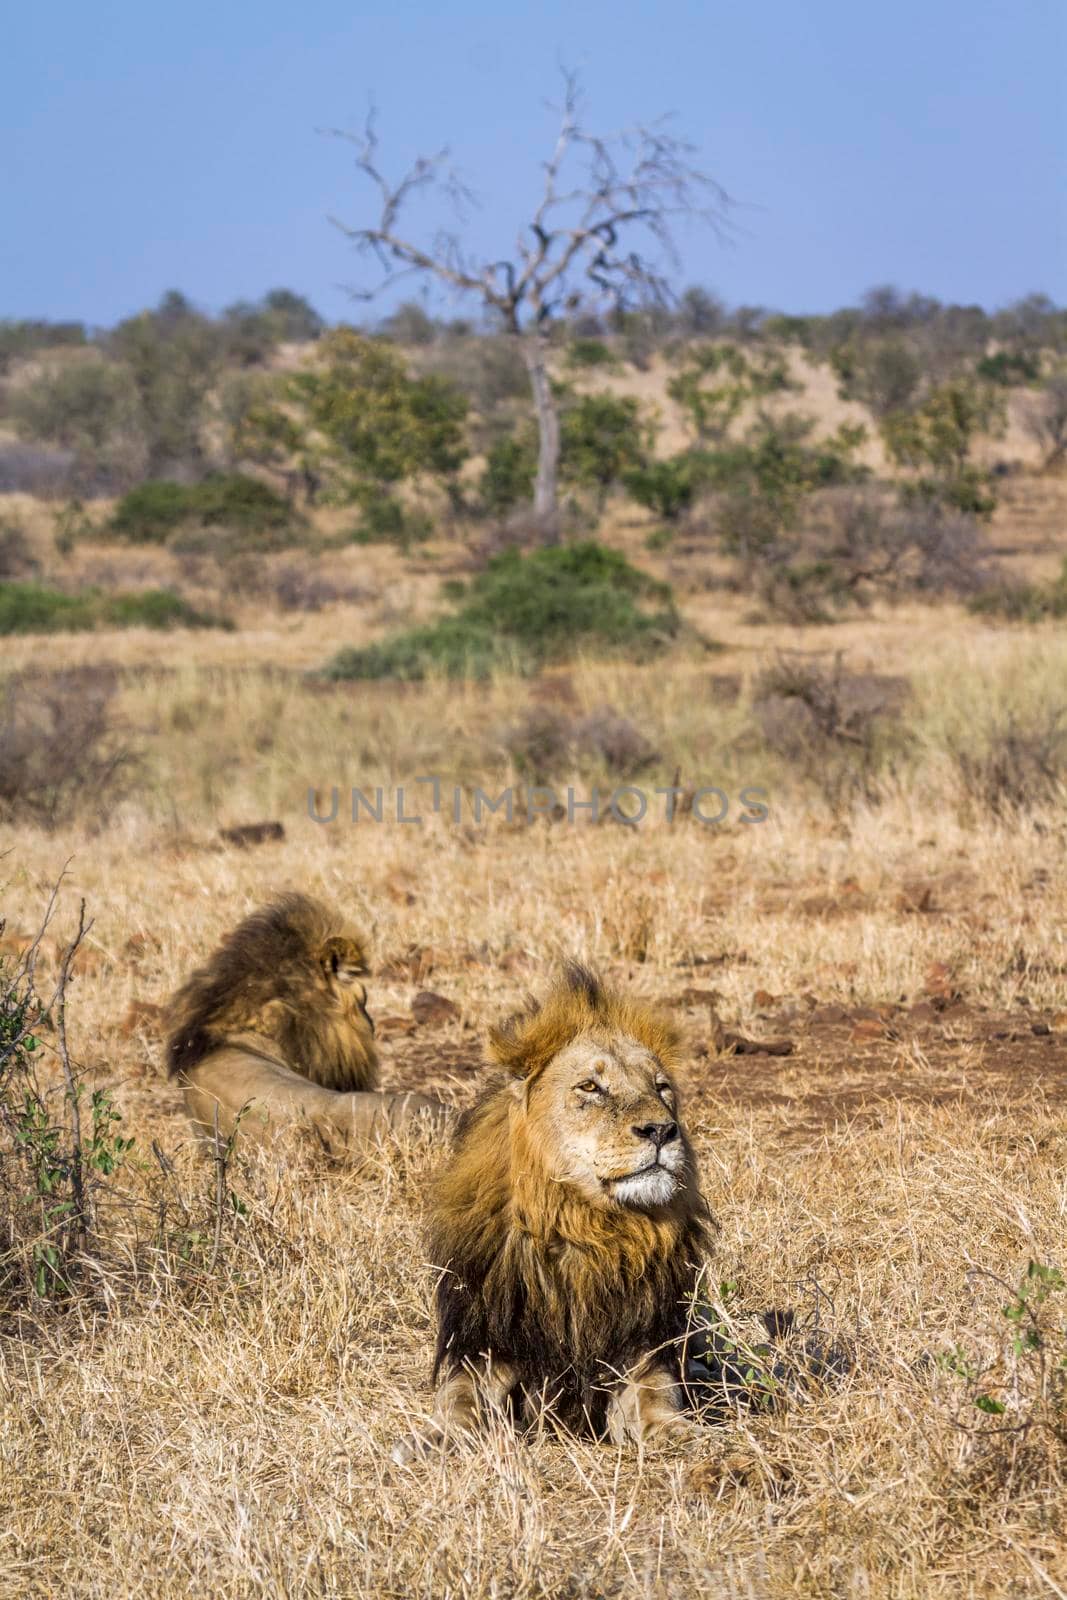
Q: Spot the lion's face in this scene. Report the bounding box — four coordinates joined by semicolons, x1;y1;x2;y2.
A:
319;936;375;1036
521;1033;689;1211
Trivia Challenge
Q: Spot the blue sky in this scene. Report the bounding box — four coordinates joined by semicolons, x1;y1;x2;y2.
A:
4;0;1064;327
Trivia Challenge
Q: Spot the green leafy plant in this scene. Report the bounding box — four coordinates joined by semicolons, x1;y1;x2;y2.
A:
0;901;138;1300
668;342;794;444
564;338;619;369
323;541;682;681
622;456;696;522
830;338;923;418
559;394;650;507
288;328;469;500
0;581;230;635
345;490;432;549
976;350;1041;387
480;434;538;516
939;1261;1066;1434
109;474;296;548
881;380;1005;520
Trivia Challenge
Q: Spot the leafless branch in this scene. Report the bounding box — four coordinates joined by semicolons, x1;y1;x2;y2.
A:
55;898;93;1254
327;70;733;335
207;1104;227;1276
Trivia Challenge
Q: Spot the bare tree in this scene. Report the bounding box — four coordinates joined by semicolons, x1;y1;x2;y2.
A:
329;72;730;535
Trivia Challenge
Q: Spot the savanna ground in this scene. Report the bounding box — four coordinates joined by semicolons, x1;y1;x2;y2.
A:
2;335;1067;1598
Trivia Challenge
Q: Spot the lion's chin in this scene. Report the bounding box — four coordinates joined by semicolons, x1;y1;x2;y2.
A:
609;1165;679;1209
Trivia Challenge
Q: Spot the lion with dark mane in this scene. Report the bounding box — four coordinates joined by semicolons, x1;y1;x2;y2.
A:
394;964;710;1460
166;893;445;1154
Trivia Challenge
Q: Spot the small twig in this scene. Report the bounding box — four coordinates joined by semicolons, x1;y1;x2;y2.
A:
207;1104;227;1275
55;898;92;1256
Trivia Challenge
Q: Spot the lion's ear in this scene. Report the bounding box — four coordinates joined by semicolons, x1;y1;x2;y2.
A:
320;935;369;980
488;1013;538;1078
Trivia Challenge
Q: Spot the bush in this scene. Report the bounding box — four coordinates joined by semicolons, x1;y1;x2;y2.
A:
108;480;195;544
10;358;146;489
0;668;140;828
1020;374;1067;469
290;329;469;501
346;492;432;549
0;583;93;634
881;380;1005;520
831;338;923;418
668;343;794;444
0;318;86;374
323;542;681;681
0;520;39;580
622;457;696;521
706;415;869;571
221;289;324;364
1;903;132;1303
976;350;1042;387
0;582;230;635
559;394;649;503
753;652;909;809
101;590;230;630
107;293;223;477
968;559;1067;622
951;707;1067;818
501;702;658;780
480;435;537;516
764;490;989;620
109;474;296;550
565;339;618;369
0;442;80;497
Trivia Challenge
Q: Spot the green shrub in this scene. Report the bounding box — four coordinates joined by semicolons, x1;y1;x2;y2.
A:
10;358;145;488
346;492;432;549
109;480;191;543
0;318;86;373
622;457;696;521
881;380;1004;521
565;338;618;369
0;582;230;635
559;394;649;503
0;583;95;634
109;474;296;549
100;590;230;630
480;435;537;515
830;338;923;418
976;350;1041;387
323;542;681;681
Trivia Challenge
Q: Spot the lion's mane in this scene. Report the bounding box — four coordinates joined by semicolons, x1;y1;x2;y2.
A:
428;964;709;1433
164;892;379;1092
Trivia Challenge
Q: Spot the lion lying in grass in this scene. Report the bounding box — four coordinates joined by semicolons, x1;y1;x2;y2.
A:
394;964;712;1461
165;893;446;1154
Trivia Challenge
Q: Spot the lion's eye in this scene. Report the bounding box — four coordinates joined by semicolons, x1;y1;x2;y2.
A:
656;1082;673;1099
576;1080;603;1095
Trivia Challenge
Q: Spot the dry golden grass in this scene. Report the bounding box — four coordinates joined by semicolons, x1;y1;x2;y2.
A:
2;483;1067;1596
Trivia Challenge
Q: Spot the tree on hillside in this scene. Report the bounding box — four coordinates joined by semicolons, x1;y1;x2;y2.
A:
329;70;731;537
235;328;468;508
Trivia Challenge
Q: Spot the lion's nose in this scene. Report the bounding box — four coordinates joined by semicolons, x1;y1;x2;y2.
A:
632;1119;679;1150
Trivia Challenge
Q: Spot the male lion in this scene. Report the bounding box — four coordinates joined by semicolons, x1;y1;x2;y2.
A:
394;963;710;1461
165;893;446;1153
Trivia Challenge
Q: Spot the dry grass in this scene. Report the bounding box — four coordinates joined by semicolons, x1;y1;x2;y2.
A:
2;477;1067;1596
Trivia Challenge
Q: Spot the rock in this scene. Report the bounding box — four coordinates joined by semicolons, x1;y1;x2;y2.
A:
218;821;285;848
411;990;459;1027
